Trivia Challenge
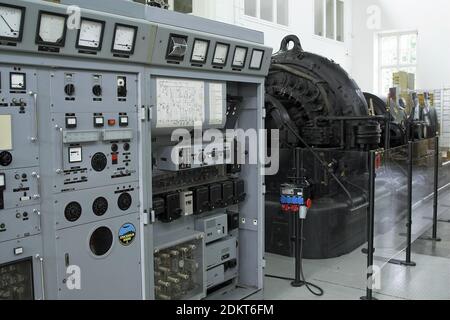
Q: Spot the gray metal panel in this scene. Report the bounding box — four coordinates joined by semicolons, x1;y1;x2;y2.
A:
55;213;141;300
60;0;265;44
0;205;40;243
206;236;237;269
51;113;139;193
0;66;39;169
54;183;139;230
195;213;228;244
1;0;268;301
49;70;139;114
0;0;156;64
0;166;40;210
0;235;44;300
151;25;272;76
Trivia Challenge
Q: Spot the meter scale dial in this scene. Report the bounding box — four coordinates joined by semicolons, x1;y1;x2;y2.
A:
36;11;68;47
77;18;105;51
0;4;25;41
112;24;137;55
232;46;248;68
212;43;230;66
191;39;209;63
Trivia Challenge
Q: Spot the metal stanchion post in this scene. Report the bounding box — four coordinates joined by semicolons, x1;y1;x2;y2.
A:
420;136;442;242
389;141;417;267
361;151;378;300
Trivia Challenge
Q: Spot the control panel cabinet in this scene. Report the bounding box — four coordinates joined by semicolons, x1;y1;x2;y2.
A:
0;64;43;300
0;0;270;300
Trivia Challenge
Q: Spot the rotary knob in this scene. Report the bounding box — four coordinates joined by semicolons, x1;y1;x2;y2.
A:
92;85;102;97
64;84;75;96
0;151;13;167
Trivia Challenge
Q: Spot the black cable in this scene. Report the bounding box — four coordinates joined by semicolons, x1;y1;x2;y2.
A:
265;220;324;297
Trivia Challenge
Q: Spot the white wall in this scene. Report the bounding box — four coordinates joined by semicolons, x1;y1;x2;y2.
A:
352;0;450;93
195;0;353;72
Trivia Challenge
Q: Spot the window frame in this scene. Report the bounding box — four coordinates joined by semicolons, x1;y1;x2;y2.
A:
165;0;195;14
377;30;418;95
313;0;346;43
242;0;290;28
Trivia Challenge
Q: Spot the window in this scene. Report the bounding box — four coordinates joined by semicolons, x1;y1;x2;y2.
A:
314;0;345;42
378;32;418;95
164;0;193;14
244;0;289;26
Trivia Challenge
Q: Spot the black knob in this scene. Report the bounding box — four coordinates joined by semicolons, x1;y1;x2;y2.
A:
123;143;130;151
92;197;108;216
117;85;127;97
118;193;132;211
91;153;107;172
0;151;12;167
65;202;82;222
111;144;118;152
92;85;102;97
64;84;75;96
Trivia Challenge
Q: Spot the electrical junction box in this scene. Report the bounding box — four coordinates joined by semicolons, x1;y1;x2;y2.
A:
195;213;228;244
206;236;237;270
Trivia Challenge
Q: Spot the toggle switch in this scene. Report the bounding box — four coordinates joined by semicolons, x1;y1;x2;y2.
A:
112;153;118;165
0;173;5;210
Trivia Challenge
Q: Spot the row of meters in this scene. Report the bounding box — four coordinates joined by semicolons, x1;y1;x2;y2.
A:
166;34;265;70
0;3;138;55
0;3;265;71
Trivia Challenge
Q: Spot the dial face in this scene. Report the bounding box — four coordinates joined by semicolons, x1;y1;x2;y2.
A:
113;24;136;53
78;19;104;50
250;49;264;70
37;13;66;45
191;39;209;63
0;5;24;40
10;73;25;90
232;47;248;68
213;43;229;65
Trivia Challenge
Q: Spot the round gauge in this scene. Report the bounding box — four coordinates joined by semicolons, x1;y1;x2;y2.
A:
232;47;248;68
77;18;104;50
0;5;24;41
112;24;137;54
37;12;67;46
213;43;230;66
191;39;209;63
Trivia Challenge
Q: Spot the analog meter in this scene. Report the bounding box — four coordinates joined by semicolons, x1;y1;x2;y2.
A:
36;11;67;46
0;4;25;41
191;39;209;63
250;49;265;70
77;18;104;51
212;43;230;66
232;46;248;68
112;24;137;54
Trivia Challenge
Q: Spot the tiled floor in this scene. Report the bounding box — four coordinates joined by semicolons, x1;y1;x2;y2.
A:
258;205;450;300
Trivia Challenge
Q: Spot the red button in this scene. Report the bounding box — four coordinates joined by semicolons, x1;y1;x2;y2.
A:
306;199;312;209
108;119;116;126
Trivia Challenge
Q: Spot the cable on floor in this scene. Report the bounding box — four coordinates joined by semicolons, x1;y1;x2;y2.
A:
265;220;324;297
